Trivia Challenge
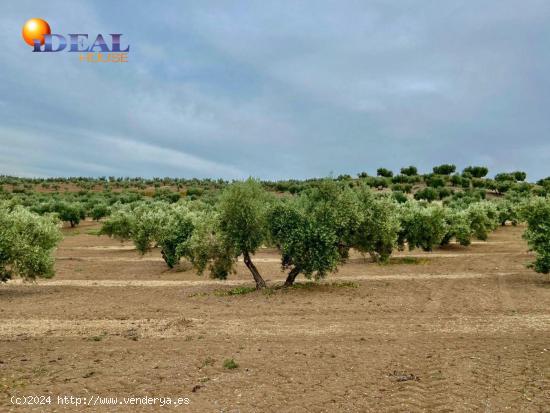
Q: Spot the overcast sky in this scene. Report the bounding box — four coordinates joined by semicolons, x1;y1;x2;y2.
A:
1;1;550;180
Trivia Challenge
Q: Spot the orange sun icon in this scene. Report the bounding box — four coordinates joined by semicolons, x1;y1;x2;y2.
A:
22;18;51;47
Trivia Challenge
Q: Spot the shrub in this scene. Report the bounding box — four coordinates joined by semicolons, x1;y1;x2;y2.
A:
391;183;412;193
398;203;448;251
466;202;499;241
438;187;453;200
392;191;408;203
400;166;418;176
471;178;487;189
496;199;520;226
353;189;401;263
463;166;489;178
91;203;110;221
522;197;550;274
53;202;86;227
414;187;439;202
441;209;473;246
377;168;393;178
223;359;238;369
268;180;360;286
99;204;136;241
217;179;272;289
368;177;389;189
450;174;463;187
181;209;235;279
101;203;195;268
426;175;446;188
392;175;410;184
153;188;181;203
0;205;61;281
432;164;456;175
495;171;526;182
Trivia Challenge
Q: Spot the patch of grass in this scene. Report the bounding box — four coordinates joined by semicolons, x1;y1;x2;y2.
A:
85;228;102;236
32;366;48;376
62;230;81;237
289;281;359;290
223;358;238;370
214;286;257;296
386;257;430;265
87;332;107;342
202;357;215;368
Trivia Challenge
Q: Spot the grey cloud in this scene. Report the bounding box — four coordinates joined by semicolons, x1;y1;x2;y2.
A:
1;1;550;180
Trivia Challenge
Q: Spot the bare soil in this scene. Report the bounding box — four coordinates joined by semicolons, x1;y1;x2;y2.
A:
1;222;549;412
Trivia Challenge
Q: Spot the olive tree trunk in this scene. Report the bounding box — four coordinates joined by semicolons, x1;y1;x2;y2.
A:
284;267;301;287
243;251;266;289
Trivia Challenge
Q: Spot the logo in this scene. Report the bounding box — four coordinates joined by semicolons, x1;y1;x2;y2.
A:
22;18;130;63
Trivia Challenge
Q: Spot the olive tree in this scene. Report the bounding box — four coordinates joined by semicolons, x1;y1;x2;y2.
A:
352;188;400;263
496;199;520;226
398;202;448;251
91;203;110;221
178;209;235;279
522;197;550;274
432;164;456;175
101;202;195;268
463;166;489;178
217;179;272;289
53;201;86;227
400;166;418;176
441;208;473;246
466;202;499;241
99;203;136;241
377;168;393;178
0;205;61;281
268;200;341;286
268;180;361;286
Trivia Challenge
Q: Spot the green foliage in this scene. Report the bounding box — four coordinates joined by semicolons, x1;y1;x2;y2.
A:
52;202;86;227
432;164;456;175
0;205;61;281
153;188;181;203
268;199;340;281
218;179;270;256
438;187;453;200
377;168;393;178
214;286;257;296
450;174;463;187
392;191;408;203
414;187;439;202
90;203;110;221
495;171;527;182
268;180;360;284
223;358;238;369
400;166;418;176
398;202;448;251
522;197;550;274
353;189;400;263
101;202;195;268
471;178;487;189
496;199;521;226
180;209;235;279
217;179;272;288
463;166;489;178
99;204;136;241
466;202;499;241
426;175;446;188
441;209;473;246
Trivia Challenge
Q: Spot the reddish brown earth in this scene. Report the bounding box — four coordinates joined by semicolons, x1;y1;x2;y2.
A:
1;222;549;412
